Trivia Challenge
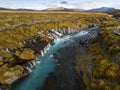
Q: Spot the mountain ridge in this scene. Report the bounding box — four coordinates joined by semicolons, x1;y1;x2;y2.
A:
0;7;119;12
86;7;117;12
42;7;82;12
0;7;35;11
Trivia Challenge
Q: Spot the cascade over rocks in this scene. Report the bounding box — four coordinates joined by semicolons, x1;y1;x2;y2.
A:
23;27;79;73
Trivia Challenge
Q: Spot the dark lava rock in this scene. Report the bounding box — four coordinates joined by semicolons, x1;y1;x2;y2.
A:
0;85;9;90
40;45;86;90
38;72;58;90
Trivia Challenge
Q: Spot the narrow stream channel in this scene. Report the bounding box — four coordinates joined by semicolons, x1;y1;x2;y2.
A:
13;26;99;90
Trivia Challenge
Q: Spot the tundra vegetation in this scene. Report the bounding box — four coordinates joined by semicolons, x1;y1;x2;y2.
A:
88;20;120;90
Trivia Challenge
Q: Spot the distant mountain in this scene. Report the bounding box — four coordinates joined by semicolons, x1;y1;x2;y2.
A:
42;7;81;12
0;7;82;12
107;10;120;18
0;7;34;11
16;8;34;11
107;9;120;14
86;7;116;12
0;7;12;10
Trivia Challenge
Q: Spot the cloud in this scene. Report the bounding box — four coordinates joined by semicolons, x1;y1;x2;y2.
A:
0;0;120;10
60;1;68;4
53;1;101;9
53;3;75;9
54;0;120;10
72;1;101;10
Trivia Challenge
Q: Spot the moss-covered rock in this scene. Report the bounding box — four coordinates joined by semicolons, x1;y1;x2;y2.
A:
0;64;24;84
0;58;3;65
19;49;35;60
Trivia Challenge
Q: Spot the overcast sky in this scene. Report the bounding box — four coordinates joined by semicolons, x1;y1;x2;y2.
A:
0;0;120;10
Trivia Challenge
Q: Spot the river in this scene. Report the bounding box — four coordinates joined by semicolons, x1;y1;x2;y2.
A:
13;26;99;90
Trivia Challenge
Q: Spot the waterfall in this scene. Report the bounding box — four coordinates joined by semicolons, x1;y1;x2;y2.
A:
57;28;62;34
63;29;65;34
43;43;51;54
28;62;34;69
24;43;51;73
68;27;71;34
46;43;51;51
23;64;32;73
54;34;58;39
51;29;63;37
36;60;41;64
23;60;37;73
25;67;32;73
48;33;54;39
23;28;79;74
50;33;54;39
35;55;39;60
31;60;37;66
40;50;44;56
43;47;46;54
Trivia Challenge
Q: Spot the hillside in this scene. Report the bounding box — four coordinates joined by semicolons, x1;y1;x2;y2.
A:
87;20;120;90
0;7;35;11
0;7;81;12
86;7;116;12
107;10;120;18
42;7;81;12
0;7;12;10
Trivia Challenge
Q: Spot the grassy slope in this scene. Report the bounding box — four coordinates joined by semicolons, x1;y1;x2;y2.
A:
87;20;120;90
